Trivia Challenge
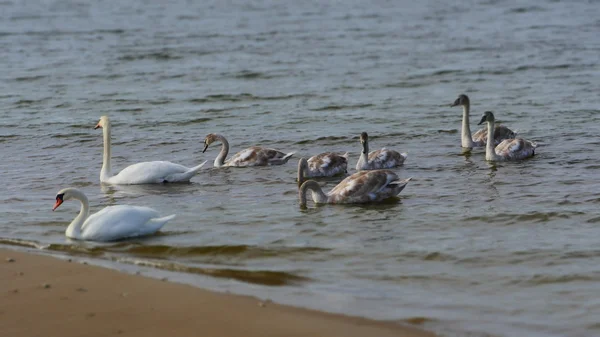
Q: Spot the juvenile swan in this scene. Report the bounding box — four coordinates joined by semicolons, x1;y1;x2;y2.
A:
451;94;516;148
52;187;175;241
356;132;407;170
202;133;295;167
95;116;207;184
297;152;348;183
298;159;412;206
478;111;536;161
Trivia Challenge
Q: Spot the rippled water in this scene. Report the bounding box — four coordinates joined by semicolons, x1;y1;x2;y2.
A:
2;1;600;336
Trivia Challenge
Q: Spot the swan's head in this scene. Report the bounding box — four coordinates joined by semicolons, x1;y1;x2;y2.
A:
477;111;495;125
202;133;219;153
53;188;73;211
94;116;109;130
359;132;369;145
451;94;470;107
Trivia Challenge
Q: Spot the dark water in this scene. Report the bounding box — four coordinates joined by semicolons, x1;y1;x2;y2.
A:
1;1;600;336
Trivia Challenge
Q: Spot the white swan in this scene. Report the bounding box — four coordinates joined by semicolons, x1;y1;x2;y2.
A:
356;132;407;170
451;94;516;148
478;111;536;161
297;152;348;183
298;162;412;206
95;116;207;184
52;188;175;241
202;133;295;167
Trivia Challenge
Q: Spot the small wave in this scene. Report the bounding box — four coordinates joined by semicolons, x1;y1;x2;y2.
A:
507;6;546;14
187;93;317;104
0;237;48;249
511;273;598;286
121;258;309;286
231;70;271;79
309;103;374;111
118;52;182;61
12;75;47;82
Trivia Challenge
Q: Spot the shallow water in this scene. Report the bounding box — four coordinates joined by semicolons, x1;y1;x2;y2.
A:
1;1;600;336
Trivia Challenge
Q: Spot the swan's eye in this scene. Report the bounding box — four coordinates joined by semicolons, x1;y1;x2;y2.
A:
56;193;64;201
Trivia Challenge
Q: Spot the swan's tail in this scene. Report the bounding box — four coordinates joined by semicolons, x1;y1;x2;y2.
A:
145;214;176;233
390;177;412;194
186;160;208;175
283;151;296;163
341;151;349;159
400;152;408;160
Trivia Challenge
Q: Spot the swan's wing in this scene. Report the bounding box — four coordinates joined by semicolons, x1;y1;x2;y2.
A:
328;170;401;203
110;161;190;184
367;149;405;168
81;205;162;241
226;147;288;166
473;125;516;145
495;138;536;160
308;152;348;176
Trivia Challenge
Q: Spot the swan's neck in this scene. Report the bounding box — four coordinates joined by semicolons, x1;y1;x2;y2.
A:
299;181;328;206
461;105;475;148
297;159;308;186
101;122;112;182
65;191;89;239
358;140;369;166
214;134;229;167
485;120;499;161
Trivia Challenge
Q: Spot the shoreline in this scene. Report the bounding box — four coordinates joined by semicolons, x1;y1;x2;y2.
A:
1;247;438;337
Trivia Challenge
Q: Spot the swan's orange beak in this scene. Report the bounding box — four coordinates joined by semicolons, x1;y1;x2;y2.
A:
52;199;63;211
94;123;101;130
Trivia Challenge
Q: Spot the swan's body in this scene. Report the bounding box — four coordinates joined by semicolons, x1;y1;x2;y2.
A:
478;111;536;161
95;116;206;184
356;132;407;170
298;161;411;206
451;94;516;148
299;152;348;180
202;133;295;167
52;188;174;242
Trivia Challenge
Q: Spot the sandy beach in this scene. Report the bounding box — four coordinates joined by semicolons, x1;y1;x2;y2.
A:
0;248;436;337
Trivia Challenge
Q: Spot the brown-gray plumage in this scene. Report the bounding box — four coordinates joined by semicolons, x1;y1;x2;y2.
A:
477;111;536;161
451;94;516;148
297;152;348;182
356;132;407;170
202;133;295;167
298;167;411;206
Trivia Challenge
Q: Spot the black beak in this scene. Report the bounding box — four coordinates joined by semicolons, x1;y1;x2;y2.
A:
202;143;209;153
450;99;460;107
477;115;487;125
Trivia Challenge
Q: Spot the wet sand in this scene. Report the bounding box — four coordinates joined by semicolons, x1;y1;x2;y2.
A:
0;248;437;337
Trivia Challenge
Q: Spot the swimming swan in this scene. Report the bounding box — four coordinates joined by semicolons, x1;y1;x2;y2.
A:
478;111;536;161
356;132;407;170
451;94;516;148
297;152;348;183
52;187;175;241
95;116;207;184
202;133;295;167
298;161;411;206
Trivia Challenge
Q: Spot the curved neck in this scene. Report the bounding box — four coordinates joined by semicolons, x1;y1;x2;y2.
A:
101;121;112;182
213;134;229;167
299;180;328;206
461;104;475;148
66;191;90;239
485;120;499;161
297;159;308;186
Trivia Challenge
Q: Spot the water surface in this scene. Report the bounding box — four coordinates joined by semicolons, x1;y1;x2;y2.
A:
1;1;600;336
